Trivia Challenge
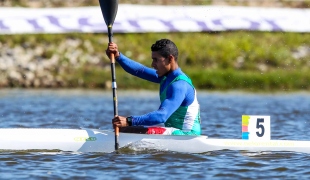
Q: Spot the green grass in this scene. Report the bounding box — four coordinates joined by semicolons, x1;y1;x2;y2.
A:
60;67;310;92
186;68;310;91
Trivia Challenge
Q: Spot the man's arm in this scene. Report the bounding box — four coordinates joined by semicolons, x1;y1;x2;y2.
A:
117;53;161;83
131;81;194;126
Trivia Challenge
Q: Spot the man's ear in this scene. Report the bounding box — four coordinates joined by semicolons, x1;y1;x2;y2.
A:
168;54;174;63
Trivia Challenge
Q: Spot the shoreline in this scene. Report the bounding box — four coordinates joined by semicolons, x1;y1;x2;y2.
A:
1;32;310;91
1;88;310;95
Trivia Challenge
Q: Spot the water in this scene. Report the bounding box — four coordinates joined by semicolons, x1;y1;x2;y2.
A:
0;89;310;179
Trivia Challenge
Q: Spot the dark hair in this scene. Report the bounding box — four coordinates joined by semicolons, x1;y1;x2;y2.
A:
151;39;178;60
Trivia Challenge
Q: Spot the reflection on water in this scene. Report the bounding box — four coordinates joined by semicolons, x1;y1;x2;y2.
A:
0;89;310;179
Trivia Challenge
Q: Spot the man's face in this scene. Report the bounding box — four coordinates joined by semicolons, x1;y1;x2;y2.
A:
151;51;171;77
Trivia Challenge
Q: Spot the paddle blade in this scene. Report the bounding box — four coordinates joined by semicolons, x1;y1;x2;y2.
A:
99;0;118;26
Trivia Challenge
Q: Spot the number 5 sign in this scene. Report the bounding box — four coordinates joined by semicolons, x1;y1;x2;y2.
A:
242;115;270;140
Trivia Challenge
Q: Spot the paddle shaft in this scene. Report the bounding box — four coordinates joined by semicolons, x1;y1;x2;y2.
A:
108;26;119;151
98;0;119;151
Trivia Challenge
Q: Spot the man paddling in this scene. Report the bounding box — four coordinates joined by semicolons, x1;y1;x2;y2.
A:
106;39;201;135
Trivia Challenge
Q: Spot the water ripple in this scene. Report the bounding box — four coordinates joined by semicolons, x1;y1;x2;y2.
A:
1;89;310;179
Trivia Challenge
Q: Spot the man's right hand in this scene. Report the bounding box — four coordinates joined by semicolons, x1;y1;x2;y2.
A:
106;42;120;59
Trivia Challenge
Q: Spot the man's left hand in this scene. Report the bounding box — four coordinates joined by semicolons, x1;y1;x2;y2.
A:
112;115;128;127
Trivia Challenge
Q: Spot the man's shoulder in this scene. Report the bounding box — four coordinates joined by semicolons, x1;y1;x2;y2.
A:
169;79;194;92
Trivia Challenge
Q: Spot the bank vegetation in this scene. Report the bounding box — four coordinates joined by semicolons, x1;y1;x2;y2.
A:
1;32;310;91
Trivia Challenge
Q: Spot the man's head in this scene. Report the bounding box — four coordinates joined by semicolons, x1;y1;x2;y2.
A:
150;39;179;77
151;39;178;60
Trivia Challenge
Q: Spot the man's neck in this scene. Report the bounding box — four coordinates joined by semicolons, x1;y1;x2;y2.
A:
170;62;179;72
165;66;180;77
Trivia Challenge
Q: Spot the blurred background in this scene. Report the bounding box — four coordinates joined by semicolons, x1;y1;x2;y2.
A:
1;0;310;7
0;0;310;91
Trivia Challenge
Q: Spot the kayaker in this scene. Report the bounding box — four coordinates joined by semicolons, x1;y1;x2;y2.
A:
106;39;201;135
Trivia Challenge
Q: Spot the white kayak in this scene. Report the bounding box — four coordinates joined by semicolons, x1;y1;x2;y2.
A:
1;128;310;153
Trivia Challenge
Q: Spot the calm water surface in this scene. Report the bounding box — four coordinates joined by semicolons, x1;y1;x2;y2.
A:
0;89;310;179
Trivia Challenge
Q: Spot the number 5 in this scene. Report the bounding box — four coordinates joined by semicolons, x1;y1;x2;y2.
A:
256;118;265;137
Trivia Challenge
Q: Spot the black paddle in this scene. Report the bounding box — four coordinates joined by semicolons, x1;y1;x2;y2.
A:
98;0;119;151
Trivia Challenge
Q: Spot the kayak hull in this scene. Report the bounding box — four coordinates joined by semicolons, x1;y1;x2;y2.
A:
1;128;310;153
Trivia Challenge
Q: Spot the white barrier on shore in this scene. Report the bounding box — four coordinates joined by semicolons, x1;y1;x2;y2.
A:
0;5;310;34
